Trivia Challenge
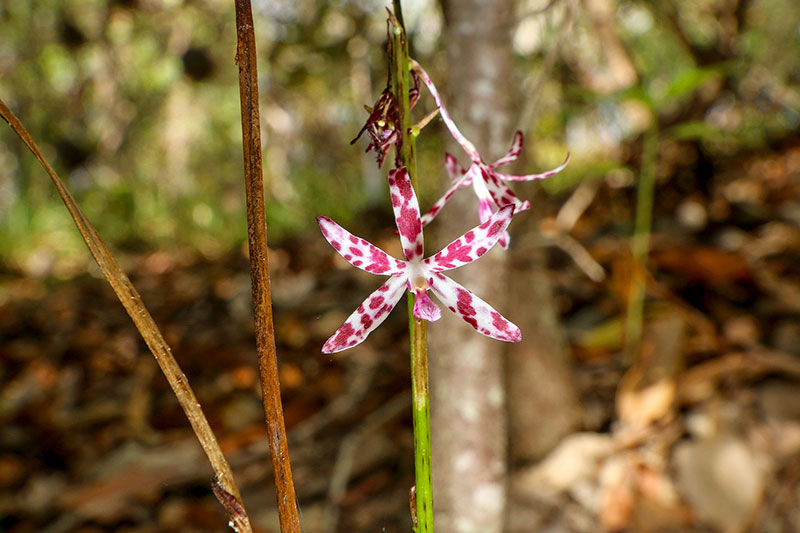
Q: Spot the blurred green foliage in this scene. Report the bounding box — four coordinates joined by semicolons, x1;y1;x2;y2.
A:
1;0;798;274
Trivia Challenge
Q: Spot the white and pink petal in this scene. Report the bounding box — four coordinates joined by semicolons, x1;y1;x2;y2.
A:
445;153;468;184
500;153;571;182
490;131;524;169
420;168;471;227
471;167;498;223
321;275;408;353
410;60;482;164
425;205;514;272
429;273;521;343
388;167;425;262
317;216;406;276
483;170;530;213
497;230;510;250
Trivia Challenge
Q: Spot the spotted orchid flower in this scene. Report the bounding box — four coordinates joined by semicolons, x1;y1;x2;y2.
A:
318;166;520;353
411;59;571;249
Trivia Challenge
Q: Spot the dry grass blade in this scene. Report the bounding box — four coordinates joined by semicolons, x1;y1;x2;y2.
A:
0;98;253;533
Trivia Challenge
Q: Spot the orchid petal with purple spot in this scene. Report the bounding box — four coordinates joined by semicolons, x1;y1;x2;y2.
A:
471;167;497;223
388;167;425;262
489;131;524;169
317;216;406;276
429;273;521;343
425;205;514;272
420;169;472;228
501;153;572;182
483;171;530;213
410;59;481;164
445;153;467;184
322;275;408;353
497;232;510;250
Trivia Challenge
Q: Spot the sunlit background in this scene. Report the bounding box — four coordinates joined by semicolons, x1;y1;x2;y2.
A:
3;0;795;276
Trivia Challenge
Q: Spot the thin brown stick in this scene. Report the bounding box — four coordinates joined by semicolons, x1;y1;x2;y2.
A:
233;2;301;531
0;100;253;533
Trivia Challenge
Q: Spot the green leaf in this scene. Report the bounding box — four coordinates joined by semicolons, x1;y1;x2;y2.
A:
666;120;723;141
660;67;721;105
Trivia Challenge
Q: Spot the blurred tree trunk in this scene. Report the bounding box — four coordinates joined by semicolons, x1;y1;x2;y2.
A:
430;1;515;532
431;1;582;531
505;225;582;465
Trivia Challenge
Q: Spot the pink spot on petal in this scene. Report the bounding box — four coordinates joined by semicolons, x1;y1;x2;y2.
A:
397;173;413;200
488;220;504;237
491;311;509;332
365;248;391;273
456;288;476;316
330;323;355;349
435;240;473;269
375;303;392;318
397;205;421;242
369;295;385;309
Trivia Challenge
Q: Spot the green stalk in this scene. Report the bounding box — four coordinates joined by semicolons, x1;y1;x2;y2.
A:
390;3;433;532
407;305;432;533
626;124;659;358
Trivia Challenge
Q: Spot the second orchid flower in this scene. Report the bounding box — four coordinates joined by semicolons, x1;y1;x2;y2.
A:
411;59;570;248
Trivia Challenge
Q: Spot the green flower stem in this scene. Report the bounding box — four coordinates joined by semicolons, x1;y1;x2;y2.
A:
408;305;433;533
626;124;659;358
391;14;417;186
391;2;434;532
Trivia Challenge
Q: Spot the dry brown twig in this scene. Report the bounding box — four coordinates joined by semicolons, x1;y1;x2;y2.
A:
0;98;253;533
234;1;301;531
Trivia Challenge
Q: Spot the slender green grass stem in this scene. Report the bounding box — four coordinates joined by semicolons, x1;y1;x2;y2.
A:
391;2;434;531
408;300;433;533
626;124;659;359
